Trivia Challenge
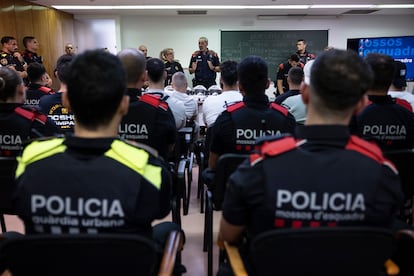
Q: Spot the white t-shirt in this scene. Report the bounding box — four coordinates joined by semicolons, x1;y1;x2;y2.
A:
388;90;414;111
171;91;198;120
281;94;307;124
202;90;243;127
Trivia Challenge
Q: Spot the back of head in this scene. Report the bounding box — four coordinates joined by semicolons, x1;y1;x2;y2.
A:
288;66;304;86
311;49;373;111
392;60;407;90
220;60;238;87
66;49;126;129
238;55;268;95
364;53;394;93
289;54;300;63
0;67;22;102
171;72;187;92
55;55;73;83
146;58;165;83
27;62;46;83
117;48;146;86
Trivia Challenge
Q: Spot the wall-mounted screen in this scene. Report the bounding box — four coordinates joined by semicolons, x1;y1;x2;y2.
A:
347;36;414;81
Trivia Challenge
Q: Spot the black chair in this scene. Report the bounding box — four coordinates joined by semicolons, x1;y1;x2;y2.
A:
391;229;414;276
222;227;397;276
383;149;414;224
0;230;183;276
0;157;18;232
202;153;249;276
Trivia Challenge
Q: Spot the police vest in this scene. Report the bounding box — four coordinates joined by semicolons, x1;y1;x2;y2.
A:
226;102;290;153
250;134;396;229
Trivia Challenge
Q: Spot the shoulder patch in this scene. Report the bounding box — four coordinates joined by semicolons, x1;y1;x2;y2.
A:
269;102;289;116
38;86;54;94
346;135;397;173
250;136;297;166
395;98;413;112
14;107;48;124
226;101;245;113
192;51;200;57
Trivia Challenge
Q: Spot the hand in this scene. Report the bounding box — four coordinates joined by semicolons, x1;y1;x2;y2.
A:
207;60;214;71
191;61;197;72
13;52;23;62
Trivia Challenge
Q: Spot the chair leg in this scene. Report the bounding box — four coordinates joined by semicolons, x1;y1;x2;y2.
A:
0;214;6;233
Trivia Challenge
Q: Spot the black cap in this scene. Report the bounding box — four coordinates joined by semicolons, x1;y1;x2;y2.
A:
393;60;407;89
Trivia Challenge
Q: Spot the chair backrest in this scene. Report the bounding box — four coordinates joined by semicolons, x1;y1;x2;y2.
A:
0;157;18;214
0;234;158;276
212;153;249;210
383;149;414;199
251;227;395;276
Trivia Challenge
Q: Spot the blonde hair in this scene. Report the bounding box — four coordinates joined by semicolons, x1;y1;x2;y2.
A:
159;48;174;61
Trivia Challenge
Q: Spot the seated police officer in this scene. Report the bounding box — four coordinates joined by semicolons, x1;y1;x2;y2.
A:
39;55;75;134
207;55;296;170
0;67;58;156
117;48;176;161
25;62;54;108
218;49;404;274
350;53;414;151
12;50;179;249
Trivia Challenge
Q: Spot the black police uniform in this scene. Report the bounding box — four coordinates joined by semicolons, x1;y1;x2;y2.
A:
119;88;177;161
22;50;43;65
210;94;296;155
350;95;414;151
296;50;315;65
222;125;403;239
25;83;54;108
164;60;184;87
0;103;59;213
13;136;172;238
39;92;75;134
275;89;301;105
189;50;220;89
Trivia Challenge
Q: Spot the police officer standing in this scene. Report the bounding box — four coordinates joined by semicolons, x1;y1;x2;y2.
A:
189;36;220;89
0;36;28;81
22;36;43;65
296;38;315;65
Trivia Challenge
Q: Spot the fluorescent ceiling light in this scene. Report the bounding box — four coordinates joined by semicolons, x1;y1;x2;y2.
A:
52;5;310;10
52;4;414;10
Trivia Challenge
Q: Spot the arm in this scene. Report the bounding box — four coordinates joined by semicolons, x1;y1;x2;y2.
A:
218;216;245;245
277;79;284;95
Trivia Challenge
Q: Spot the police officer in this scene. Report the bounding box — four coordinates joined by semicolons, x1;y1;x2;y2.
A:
296;38;315;65
218;50;403;273
350;53;414;151
160;48;184;87
189;36;220;89
207;56;296;170
1;36;28;81
39;56;75;134
118;48;177;161
22;36;43;65
25;62;54;108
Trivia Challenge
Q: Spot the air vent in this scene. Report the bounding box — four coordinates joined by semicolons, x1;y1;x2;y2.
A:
177;10;207;15
342;9;379;15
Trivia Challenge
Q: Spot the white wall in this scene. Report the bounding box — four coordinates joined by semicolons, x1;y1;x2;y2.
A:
75;14;414;88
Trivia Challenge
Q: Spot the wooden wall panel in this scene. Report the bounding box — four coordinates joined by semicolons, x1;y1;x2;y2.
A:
0;0;74;90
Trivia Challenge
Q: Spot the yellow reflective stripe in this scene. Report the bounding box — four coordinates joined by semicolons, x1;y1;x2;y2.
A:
15;138;66;179
105;140;162;189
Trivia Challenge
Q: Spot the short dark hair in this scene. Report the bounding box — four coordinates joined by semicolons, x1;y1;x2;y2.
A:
66;49;126;129
0;67;22;101
55;55;73;83
288;67;304;86
23;36;35;48
297;39;306;44
238;56;268;95
289;54;300;63
364;53;394;93
27;62;46;83
1;36;15;45
220;60;238;87
146;58;165;83
118;48;146;85
311;49;373;111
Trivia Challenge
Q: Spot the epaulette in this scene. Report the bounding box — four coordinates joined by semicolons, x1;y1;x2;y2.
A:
269;102;289;117
226;101;245;113
140;93;169;111
345;135;397;173
38;86;54;94
192;51;201;57
278;63;285;70
395;98;413;112
207;50;218;57
14;106;48;125
250;135;298;166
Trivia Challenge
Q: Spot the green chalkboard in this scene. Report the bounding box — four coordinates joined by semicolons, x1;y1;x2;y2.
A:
221;30;328;80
